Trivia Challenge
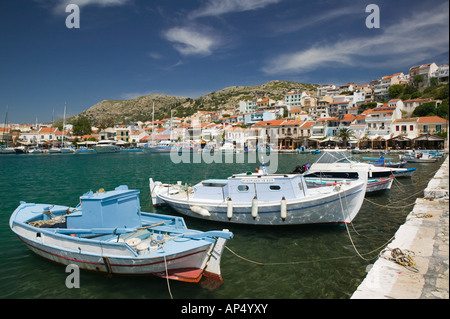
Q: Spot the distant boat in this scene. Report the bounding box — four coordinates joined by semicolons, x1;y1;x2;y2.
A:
399;151;438;163
362;156;407;168
305;176;393;193
94;140;120;153
143;140;178;153
150;171;367;226
10;185;233;288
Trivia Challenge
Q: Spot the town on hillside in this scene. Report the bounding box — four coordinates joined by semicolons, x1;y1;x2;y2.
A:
1;62;449;153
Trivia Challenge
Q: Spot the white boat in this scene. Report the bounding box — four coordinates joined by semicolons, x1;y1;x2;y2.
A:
150;171;367;226
10;185;233;288
94;140;121;153
48;147;61;153
305;176;393;193
304;150;414;191
144;140;178;153
27;147;44;154
0;147;16;154
399;150;438;163
220;142;235;153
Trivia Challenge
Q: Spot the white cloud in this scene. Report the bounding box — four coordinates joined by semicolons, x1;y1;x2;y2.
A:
163;27;218;56
263;2;449;74
189;0;280;19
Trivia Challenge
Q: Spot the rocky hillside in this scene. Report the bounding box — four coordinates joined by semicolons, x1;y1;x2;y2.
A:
72;80;318;125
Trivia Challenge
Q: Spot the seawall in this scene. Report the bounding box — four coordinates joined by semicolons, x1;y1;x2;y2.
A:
351;155;449;299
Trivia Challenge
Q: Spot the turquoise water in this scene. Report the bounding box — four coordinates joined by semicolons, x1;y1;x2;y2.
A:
0;152;442;299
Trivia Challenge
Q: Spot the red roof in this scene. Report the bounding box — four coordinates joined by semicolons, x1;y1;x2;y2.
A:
417;116;448;124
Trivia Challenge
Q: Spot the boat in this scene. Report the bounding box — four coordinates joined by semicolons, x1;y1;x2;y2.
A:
9;185;233;288
0;147;15;154
143;140;178;153
351;147;362;154
305;149;415;179
149;171;367;226
362;156;407;168
301;150;415;193
220;142;235;153
93;140;121;153
27;147;44;154
48;147;61;153
311;149;320;154
14;146;27;154
399;150;438;163
305;176;393;193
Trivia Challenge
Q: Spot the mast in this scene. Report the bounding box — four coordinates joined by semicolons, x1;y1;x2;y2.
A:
152;102;155;146
63;103;66;146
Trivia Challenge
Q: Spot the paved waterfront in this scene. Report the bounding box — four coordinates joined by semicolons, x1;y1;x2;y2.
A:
352;155;449;299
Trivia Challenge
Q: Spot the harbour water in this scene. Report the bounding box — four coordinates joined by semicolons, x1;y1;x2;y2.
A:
0;152;443;299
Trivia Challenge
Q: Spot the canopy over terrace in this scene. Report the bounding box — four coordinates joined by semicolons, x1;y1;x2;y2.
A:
413;134;445;149
388;135;412;149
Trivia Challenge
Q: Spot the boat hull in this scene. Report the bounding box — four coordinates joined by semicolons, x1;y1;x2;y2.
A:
306;177;393;193
152;182;366;225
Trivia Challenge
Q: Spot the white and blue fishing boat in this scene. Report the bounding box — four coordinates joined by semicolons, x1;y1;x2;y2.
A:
399;150;438;163
304;150;415;183
10;185;233;288
305;176;393;193
150;171;367;226
361;156;407;168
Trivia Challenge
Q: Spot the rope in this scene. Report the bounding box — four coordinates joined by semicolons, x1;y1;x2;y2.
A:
163;252;174;299
380;247;419;273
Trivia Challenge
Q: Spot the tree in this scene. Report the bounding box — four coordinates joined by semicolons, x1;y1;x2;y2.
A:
412;102;436;117
72;116;92;136
413;74;425;87
436;101;449;120
337;128;354;147
389;84;404;99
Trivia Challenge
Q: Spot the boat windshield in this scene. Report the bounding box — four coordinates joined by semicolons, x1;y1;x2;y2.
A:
315;150;355;164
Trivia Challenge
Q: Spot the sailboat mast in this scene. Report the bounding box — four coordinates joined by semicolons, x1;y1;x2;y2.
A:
152;102;155;146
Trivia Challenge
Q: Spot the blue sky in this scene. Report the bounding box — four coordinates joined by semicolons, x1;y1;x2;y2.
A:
1;0;448;124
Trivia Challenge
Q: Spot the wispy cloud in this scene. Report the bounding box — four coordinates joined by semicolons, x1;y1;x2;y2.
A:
189;0;281;19
163;26;218;56
262;2;449;74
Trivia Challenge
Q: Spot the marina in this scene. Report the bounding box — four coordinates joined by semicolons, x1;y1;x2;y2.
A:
0;151;447;299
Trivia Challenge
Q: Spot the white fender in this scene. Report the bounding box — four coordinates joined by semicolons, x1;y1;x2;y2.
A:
227;198;233;220
251;196;258;219
280;196;287;221
190;205;211;217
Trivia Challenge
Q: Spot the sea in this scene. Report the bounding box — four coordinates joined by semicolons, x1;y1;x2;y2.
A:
0;151;443;299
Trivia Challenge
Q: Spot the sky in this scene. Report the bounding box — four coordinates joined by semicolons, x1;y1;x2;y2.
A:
0;0;449;124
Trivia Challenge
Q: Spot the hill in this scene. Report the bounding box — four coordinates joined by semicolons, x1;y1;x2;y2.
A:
71;80;319;125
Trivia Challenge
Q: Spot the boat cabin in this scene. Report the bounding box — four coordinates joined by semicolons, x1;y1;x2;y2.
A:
192;173;309;203
66;185;142;229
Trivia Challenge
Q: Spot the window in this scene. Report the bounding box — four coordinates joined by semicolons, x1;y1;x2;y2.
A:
401;125;407;132
410;125;414;131
436;125;442;132
396;126;399;131
237;185;249;192
269;185;281;191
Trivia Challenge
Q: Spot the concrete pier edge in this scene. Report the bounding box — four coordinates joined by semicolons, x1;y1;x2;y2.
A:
351;155;449;299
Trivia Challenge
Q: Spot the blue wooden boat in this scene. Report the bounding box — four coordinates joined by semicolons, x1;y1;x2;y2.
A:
10;185;233;288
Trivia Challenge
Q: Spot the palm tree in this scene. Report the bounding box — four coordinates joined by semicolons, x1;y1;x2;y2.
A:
337;128;354;147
